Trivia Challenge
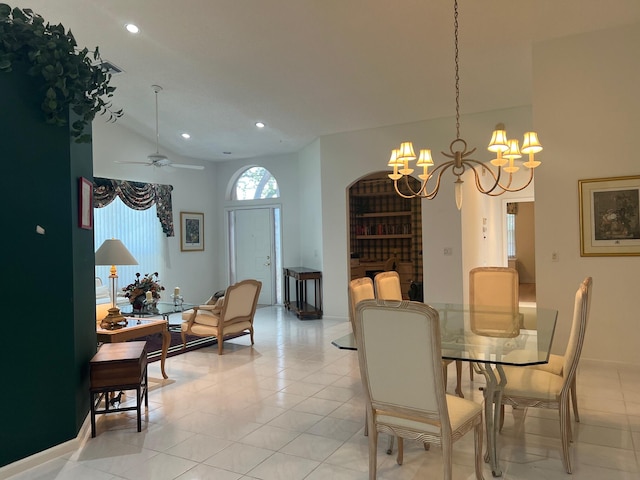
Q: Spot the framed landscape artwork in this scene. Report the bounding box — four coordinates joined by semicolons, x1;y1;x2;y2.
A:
579;175;640;256
180;211;204;251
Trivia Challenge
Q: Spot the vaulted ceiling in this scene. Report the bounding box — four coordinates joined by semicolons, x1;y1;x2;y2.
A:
12;1;640;162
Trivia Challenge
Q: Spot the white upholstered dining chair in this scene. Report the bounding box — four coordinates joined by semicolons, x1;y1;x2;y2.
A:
349;277;397;453
374;271;464;398
181;279;262;355
348;277;375;336
499;276;592;474
355;299;485;480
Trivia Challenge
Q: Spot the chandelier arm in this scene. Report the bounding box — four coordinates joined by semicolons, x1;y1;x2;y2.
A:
490;168;535;194
393;177;425;198
421;161;457;199
464;160;536;195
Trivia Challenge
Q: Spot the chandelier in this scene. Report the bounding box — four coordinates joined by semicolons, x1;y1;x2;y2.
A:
387;0;542;209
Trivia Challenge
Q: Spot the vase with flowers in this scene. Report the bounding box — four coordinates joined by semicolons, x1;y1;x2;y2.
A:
122;272;165;313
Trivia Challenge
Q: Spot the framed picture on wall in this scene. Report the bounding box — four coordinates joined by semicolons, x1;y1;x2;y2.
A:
78;177;93;230
180;211;204;251
579;175;640;256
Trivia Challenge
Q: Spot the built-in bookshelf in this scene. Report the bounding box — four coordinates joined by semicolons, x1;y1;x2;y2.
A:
348;173;423;297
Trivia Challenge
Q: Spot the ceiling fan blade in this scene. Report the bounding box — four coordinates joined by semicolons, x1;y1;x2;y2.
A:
115;160;152;166
171;163;205;170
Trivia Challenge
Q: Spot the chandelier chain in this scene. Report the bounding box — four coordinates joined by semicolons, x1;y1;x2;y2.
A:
454;0;460;140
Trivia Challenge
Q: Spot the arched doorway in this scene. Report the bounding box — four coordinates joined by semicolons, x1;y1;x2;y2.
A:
347;172;423;299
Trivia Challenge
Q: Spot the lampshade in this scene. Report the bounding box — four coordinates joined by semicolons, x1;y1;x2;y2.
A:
95;239;138;266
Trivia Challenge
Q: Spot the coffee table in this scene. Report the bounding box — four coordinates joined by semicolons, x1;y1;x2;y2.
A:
97;318;171;379
120;302;196;325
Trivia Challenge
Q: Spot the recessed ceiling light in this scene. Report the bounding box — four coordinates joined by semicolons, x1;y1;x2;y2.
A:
255;122;265;128
125;23;139;34
181;133;191;139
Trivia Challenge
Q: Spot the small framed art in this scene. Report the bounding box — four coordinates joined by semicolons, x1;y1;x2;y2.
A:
79;177;93;230
579;175;640;256
180;211;204;251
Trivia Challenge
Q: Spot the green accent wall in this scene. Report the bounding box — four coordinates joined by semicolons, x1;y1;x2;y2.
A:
1;65;97;467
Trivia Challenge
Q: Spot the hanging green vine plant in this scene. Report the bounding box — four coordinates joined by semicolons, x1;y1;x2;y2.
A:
0;3;122;142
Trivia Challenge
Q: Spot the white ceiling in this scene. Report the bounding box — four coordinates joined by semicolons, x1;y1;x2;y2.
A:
12;1;640;163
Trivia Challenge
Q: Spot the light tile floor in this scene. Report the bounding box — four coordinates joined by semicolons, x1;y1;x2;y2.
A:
7;306;640;479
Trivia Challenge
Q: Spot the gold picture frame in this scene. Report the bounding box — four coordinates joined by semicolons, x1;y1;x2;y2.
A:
180;211;204;251
579;175;640;256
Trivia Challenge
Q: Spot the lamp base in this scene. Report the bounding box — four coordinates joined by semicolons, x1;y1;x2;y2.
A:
100;307;127;330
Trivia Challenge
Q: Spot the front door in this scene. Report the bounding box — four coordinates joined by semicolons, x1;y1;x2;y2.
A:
229;207;278;305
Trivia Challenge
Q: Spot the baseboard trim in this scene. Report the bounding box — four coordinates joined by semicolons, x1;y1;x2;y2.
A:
0;415;91;479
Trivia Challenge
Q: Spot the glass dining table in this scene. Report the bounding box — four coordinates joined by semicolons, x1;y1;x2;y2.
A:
332;302;558;478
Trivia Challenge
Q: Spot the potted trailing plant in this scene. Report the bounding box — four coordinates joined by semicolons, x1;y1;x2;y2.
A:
0;3;122;142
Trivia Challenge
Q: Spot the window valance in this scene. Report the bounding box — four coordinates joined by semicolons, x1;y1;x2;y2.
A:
93;177;174;237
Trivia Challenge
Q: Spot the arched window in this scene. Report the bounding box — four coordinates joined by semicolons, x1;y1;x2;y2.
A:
233;166;279;200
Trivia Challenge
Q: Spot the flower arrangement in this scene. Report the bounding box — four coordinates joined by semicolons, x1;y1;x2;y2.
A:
122;272;165;304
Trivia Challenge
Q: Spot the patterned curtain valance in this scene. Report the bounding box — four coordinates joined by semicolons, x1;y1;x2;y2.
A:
93;177;174;237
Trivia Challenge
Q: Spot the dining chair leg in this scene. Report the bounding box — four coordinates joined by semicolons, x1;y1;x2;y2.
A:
559;397;572;473
455;360;464;397
396;437;404;465
570;377;579;422
368;428;378;480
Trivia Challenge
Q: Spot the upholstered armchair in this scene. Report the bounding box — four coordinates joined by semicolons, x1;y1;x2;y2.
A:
181;279;262;355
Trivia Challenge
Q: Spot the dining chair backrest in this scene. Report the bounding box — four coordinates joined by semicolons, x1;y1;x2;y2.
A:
469;266;520;337
469;266;519;308
355;299;448;433
348;277;375;334
562;276;592;389
374;271;403;300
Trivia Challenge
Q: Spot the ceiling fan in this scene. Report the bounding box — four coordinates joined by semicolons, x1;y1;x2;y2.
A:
116;85;204;170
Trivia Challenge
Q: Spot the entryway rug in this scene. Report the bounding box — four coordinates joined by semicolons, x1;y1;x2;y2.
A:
137;330;217;361
136;329;250;361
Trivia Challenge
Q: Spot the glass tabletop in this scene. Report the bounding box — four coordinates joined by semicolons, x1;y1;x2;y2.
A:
334;302;558;367
119;302;197;316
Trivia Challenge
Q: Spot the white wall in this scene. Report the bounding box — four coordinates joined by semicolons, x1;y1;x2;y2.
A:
534;22;640;365
92;120;217;303
299;140;323;269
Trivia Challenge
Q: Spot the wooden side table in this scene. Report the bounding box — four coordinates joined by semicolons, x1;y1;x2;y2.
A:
283;267;323;319
97;317;170;379
89;341;148;437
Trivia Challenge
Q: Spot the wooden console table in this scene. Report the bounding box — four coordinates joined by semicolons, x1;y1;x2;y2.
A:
283;267;323;319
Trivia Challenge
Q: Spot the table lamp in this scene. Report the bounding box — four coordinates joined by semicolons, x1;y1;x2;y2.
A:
95;238;138;329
